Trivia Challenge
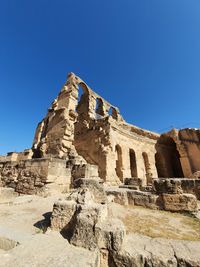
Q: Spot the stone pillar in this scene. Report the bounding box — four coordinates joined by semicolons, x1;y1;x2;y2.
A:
179;156;192;177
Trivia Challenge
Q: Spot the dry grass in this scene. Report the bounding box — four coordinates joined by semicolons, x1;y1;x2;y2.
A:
109;204;200;241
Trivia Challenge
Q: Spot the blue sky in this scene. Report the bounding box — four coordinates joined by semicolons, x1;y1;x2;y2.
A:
0;0;200;154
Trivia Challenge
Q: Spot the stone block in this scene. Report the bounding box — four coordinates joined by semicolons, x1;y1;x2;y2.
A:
95;218;126;251
162;193;197;212
105;188;128;205
153;179;183;194
74;178;107;204
51;200;76;231
127;190;159;209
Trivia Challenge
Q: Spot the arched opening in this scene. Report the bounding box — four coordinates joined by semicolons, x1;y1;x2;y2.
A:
76;83;89;116
155;135;184;178
129;149;137;177
142;152;152;183
108;107;118;120
115;145;123;182
95;98;105;119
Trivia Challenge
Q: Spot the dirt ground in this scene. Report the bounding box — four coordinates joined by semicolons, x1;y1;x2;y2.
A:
0;192;98;267
109;202;200;241
0;189;200;266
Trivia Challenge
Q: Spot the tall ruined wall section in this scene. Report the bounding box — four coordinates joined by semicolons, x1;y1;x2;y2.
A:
32;72;79;159
73;80;159;185
2;72;200;188
165;128;200;177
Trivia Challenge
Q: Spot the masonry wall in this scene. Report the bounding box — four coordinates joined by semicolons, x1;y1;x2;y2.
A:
0;158;70;194
1;73;200;190
107;123;158;185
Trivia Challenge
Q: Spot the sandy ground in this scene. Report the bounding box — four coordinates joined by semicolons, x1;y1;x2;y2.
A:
109;202;200;241
0;189;200;266
0;192;98;267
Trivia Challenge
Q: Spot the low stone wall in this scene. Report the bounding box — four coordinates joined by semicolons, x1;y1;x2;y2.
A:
153;178;200;199
106;188;160;209
0;158;71;195
106;186;198;212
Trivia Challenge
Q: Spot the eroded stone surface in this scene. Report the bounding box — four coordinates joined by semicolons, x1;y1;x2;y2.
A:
2;73;200;191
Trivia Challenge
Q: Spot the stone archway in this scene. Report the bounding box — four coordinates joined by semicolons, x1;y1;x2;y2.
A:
155;135;184;178
129;149;138;177
115;145;123;182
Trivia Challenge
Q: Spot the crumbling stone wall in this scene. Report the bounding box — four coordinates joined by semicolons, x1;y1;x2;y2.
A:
0;158;70;194
155;128;200;178
1;72;200;189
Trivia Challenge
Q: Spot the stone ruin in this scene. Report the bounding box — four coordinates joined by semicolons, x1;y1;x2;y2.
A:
0;72;200;211
1;72;200;266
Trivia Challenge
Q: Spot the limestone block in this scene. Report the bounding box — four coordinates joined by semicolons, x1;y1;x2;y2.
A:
153;179;183;194
74;178;107;204
127;190;159;209
124;178;142;187
70;203;103;250
105;188;128;205
51;200;76;231
162;193;197;212
95;218;126;251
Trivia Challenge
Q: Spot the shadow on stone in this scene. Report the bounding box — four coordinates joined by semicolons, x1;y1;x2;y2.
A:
34;212;52;233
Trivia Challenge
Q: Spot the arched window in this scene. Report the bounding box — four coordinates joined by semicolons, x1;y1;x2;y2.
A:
129;149;137;177
108;107;118;120
155;135;183;178
95;98;105;119
76;83;89;115
115;145;123;182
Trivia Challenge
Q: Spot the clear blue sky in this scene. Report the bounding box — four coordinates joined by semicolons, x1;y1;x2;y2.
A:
0;0;200;155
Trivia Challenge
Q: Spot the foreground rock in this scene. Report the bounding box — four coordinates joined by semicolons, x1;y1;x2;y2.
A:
112;234;200;267
51;179;200;267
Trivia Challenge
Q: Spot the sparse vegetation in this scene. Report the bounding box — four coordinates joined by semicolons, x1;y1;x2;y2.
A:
110;204;200;241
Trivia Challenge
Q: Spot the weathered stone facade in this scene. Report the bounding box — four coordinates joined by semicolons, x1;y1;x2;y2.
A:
1;72;200;196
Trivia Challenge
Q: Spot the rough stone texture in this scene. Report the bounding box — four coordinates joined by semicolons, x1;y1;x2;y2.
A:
74;178;107;204
106;188;129;205
1;73;200;193
70;203;108;250
153;178;200;200
0;158;70;195
153;178;183;194
111;234;200;267
95;218;126;251
127;190;160;209
162;193;197;212
106;187;160;210
51;179;126;253
51;200;76;231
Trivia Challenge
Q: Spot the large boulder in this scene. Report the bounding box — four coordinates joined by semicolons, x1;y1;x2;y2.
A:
70;203;107;250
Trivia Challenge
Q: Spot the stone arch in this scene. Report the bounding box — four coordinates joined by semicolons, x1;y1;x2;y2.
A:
108;107;118;120
115;145;123;182
129;149;138;177
155;135;184;178
95;98;105;118
76;83;90;116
